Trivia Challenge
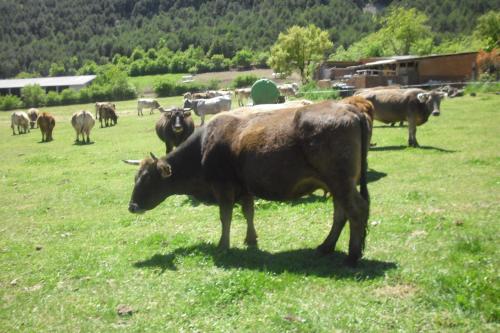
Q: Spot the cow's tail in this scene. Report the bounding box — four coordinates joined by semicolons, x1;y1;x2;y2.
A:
359;113;370;206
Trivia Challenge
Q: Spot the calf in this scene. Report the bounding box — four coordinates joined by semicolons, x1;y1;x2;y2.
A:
235;88;251;106
11;111;30;135
37;112;55;142
156;108;195;154
71;110;95;144
183;95;232;125
278;83;299;99
95;102;115;120
98;104;118;127
27;108;39;129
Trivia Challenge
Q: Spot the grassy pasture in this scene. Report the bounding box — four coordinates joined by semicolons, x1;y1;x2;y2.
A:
0;94;499;332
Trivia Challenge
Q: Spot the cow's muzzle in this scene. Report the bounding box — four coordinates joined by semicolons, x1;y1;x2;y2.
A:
173;126;183;133
432;111;440;116
129;202;145;214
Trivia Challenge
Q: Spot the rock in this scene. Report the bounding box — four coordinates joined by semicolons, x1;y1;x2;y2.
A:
117;304;134;316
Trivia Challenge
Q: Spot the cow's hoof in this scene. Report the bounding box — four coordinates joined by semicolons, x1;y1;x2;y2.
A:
316;243;333;256
344;255;359;267
244;237;258;247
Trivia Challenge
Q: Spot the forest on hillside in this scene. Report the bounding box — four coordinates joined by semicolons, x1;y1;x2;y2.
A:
0;0;497;78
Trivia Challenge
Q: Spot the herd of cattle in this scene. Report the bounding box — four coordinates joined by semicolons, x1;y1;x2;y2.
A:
9;84;448;266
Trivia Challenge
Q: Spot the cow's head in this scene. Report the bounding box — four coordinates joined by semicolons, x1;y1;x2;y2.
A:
417;91;446;116
161;107;192;133
111;112;118;125
125;153;174;213
183;99;200;116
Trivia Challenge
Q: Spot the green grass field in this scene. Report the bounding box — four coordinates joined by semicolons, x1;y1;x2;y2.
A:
0;94;499;332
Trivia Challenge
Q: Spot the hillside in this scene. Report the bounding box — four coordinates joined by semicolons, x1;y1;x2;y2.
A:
0;0;496;78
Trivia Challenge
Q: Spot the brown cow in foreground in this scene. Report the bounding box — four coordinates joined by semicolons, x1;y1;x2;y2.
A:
125;99;372;266
356;88;446;147
71;110;95;144
37;112;55;142
27;108;39;129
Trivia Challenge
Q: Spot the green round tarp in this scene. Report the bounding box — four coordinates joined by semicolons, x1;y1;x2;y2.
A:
251;79;280;105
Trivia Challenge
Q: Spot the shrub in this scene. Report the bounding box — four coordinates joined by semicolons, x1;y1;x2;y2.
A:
21;84;46;107
154;79;209;97
46;91;62;106
60;88;79;104
232;49;254;69
231;74;259;88
0;94;22;110
297;82;340;101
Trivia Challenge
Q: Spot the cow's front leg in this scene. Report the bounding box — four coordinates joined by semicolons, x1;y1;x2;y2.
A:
407;116;419;147
241;194;257;246
213;183;235;250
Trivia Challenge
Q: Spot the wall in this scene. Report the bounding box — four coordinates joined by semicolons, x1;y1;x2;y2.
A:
418;53;478;83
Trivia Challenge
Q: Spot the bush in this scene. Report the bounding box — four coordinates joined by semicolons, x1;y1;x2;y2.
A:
46;91;62;106
231;74;259;88
464;81;500;94
21;84;46;107
154;79;209;97
60;88;79;104
0;94;22;110
232;49;254;69
297;82;340;101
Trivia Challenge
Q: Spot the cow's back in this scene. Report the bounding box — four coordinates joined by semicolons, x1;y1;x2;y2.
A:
202;101;366;200
358;89;412;123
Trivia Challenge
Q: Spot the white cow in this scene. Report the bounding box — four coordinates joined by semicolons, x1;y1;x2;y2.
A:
71;110;95;144
183;95;232;125
278;83;299;98
11;111;30;135
137;98;161;116
234;88;252;106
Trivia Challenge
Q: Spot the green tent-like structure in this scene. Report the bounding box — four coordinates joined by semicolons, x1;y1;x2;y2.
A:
251;79;280;105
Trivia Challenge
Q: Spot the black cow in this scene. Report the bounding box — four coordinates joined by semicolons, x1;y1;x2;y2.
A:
125;100;372;266
155;107;194;154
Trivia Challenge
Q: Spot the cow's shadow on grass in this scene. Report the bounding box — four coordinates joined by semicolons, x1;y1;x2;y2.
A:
134;243;397;279
370;145;456;153
181;168;387;207
72;141;95;146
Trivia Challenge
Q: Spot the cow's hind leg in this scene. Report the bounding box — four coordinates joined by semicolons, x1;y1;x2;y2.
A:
240;194;257;246
317;198;347;255
344;191;369;266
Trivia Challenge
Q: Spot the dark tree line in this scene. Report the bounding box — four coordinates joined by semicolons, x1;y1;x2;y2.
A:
0;0;496;78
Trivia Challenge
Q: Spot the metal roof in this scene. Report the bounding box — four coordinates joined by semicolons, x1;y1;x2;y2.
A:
0;75;96;89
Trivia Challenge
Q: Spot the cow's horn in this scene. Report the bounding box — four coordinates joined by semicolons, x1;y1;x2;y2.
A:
150;152;158;161
417;93;429;103
183;108;191;112
122;159;141;165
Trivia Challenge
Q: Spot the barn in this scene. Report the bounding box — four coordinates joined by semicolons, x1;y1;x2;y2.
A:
324;52;479;89
0;75;96;96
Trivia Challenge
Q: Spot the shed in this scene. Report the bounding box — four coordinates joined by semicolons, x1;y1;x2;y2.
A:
0;75;96;96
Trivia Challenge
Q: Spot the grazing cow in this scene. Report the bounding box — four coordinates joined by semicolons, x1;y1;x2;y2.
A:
234;88;251;106
11;111;30;135
356;88;446;147
71;110;95;144
98;104;118;127
183;95;232;125
125;100;372;266
278;83;299;98
137;99;161;116
37;112;55;142
95;102;115;120
156;107;195;154
27;108;39;129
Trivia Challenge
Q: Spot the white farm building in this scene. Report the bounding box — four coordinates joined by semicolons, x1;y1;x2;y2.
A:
0;75;96;96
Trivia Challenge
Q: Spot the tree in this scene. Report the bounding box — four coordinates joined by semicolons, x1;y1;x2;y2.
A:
232;49;254;69
268;25;333;83
474;11;500;51
49;63;66;76
378;7;433;55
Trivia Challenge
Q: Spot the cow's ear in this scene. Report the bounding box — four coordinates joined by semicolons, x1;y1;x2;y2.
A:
183;110;191;117
157;161;172;178
417;93;429;103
